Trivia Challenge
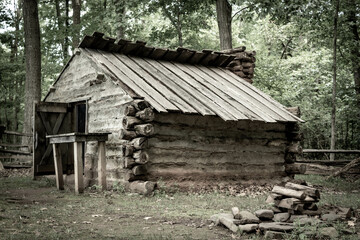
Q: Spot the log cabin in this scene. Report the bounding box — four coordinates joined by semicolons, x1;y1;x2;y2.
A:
35;32;304;189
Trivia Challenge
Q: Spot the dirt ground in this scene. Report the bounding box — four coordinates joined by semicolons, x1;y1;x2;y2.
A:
0;169;251;240
1;169;360;240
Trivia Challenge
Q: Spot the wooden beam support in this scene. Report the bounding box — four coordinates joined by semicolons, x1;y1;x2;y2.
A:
74;142;84;194
98;141;107;190
52;144;64;190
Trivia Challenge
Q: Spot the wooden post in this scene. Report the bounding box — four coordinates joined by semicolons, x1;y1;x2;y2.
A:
98;141;107;190
74;142;84;194
52;144;64;190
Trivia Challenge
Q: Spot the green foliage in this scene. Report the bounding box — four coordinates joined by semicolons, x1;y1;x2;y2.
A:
234;14;360;152
147;0;213;48
1;0;359;155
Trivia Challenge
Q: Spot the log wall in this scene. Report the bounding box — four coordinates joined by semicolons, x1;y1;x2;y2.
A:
146;113;291;181
45;52;132;186
44;51;301;187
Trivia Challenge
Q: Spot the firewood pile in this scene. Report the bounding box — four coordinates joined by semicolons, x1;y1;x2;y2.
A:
120;99;156;195
266;182;321;216
221;47;256;84
210;181;355;238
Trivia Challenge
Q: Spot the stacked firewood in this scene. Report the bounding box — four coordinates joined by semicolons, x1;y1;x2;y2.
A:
266;182;321;216
120;99;156;195
211;181;355;237
221;47;256;84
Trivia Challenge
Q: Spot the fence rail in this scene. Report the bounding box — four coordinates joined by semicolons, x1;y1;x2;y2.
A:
0;127;33;164
303;149;360;154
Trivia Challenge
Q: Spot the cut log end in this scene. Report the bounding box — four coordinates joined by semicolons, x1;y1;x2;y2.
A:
132;99;150;111
134;124;154;136
123;116;142;129
124;105;136;116
135;108;155;122
119;129;137;140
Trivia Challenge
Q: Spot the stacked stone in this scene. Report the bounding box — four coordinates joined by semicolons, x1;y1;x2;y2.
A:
119;99;156;195
221;47;256;84
210;181;354;238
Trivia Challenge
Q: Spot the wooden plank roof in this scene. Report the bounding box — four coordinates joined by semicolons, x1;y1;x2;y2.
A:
81;45;303;123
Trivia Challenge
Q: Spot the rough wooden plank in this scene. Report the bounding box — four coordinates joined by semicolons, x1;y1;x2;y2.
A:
149;60;238;120
148;48;168;60
74;142;84;194
0;155;32;160
112;54;181;112
52;144;64;190
90;50;168;113
215;68;302;122
199;51;218;65
0;143;30;148
272;186;306;200
36;103;68;113
2;131;32;137
162;50;180;61
196;65;278;122
0;148;31;155
175;48;195;63
125;56;198;113
161;61;241;121
187;52;206;65
197;66;282;122
98;141;107;190
181;64;267;121
82;48;139;98
134;45;154;58
40;112;67;163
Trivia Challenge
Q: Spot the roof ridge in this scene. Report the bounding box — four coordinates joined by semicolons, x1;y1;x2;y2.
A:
78;31;237;67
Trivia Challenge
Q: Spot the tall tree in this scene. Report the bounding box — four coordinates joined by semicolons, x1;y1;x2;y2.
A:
150;0;211;47
72;0;81;49
216;0;232;50
23;0;41;135
114;0;126;40
347;0;360;118
330;0;340;161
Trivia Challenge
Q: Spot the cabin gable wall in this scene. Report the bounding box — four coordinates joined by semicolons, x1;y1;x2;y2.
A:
45;53;132;185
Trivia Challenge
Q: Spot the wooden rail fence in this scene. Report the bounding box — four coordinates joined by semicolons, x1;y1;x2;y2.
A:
0;126;33;165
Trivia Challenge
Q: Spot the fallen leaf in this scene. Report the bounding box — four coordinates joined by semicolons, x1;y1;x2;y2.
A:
348;221;355;227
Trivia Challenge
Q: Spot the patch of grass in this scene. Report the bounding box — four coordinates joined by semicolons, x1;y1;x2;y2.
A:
0;176;56;190
1;174;360;239
296;174;360;192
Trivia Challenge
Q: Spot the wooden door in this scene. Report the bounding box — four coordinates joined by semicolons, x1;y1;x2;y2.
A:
33;102;73;177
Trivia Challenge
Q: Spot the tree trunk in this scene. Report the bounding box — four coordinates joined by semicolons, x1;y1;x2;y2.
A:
72;0;81;49
177;12;183;47
115;0;126;40
216;0;232;50
348;0;360;119
55;0;66;62
23;0;41;138
64;0;69;60
330;0;340;161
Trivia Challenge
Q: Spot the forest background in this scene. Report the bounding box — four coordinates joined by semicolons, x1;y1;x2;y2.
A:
0;0;359;158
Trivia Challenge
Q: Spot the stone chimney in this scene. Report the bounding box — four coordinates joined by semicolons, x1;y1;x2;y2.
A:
220;47;256;84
